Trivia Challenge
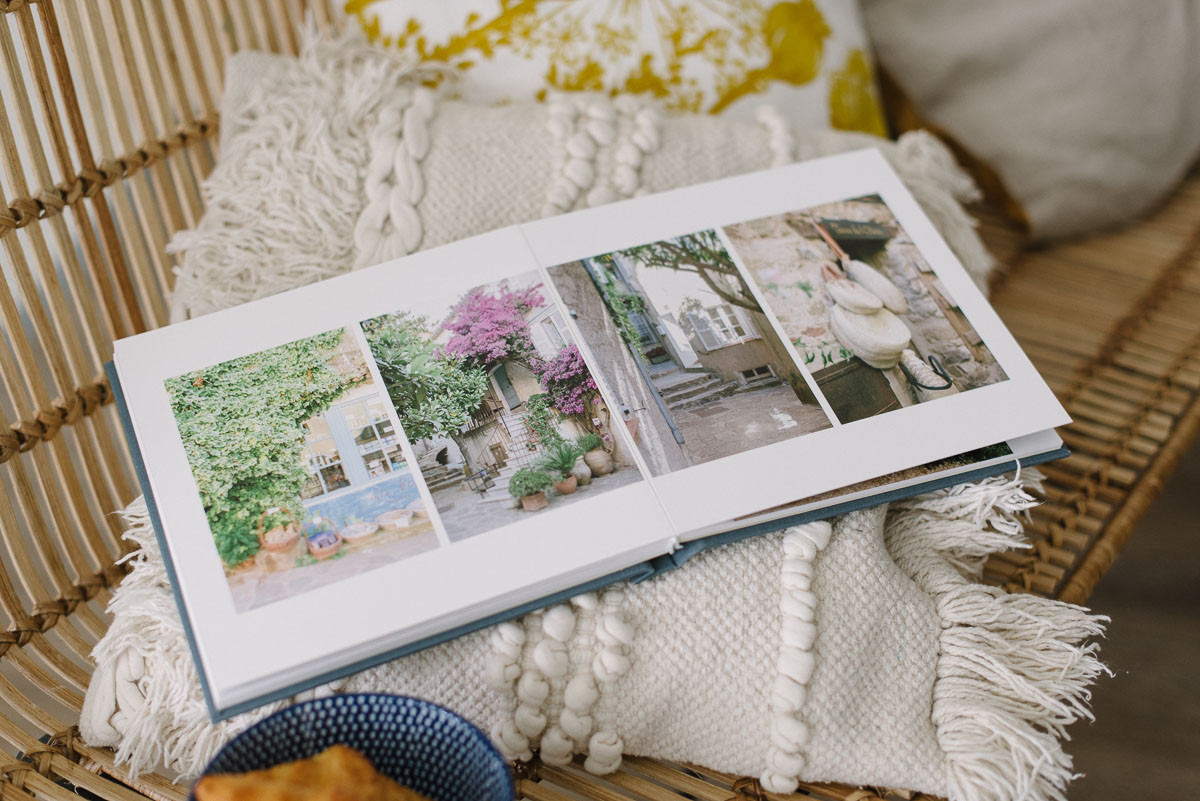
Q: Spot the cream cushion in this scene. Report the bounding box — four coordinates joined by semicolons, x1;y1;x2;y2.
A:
863;0;1200;239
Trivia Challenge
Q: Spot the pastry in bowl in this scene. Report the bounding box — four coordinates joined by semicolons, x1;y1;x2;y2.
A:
194;744;432;801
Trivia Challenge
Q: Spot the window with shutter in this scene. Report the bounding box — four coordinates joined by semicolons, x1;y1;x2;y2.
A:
687;311;724;352
542;316;567;350
706;304;747;341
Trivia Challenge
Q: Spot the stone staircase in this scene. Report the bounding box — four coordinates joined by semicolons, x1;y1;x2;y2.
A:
477;464;520;506
654;368;781;413
471;412;535;506
422;463;465;493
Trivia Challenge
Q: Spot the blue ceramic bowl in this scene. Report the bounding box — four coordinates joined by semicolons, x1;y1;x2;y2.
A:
194;694;513;801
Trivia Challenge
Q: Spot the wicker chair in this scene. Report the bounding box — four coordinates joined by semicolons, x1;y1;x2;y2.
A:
1;2;1197;799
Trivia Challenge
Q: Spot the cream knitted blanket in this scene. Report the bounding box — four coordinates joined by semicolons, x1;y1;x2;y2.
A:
80;35;1105;801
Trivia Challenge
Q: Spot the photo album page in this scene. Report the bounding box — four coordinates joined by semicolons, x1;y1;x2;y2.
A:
111;149;1068;717
522;149;1067;534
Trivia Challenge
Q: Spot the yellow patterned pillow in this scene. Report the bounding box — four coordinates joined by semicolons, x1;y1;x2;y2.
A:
344;0;886;136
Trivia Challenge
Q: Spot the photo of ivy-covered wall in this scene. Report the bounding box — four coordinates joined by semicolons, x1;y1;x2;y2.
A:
166;326;441;613
360;270;643;543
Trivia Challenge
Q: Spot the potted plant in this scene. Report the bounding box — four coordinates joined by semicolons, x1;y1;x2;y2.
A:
257;507;300;553
341;514;379;544
576;432;613;477
302;516;342;560
536;440;584;495
570;453;592;486
508;468;554;511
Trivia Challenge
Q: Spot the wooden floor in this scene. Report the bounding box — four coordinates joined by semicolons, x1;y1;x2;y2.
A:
1068;440;1200;798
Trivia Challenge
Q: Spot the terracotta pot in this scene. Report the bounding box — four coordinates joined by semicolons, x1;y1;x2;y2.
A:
624;417;639;441
553;475;578;495
520;491;549;512
376;509;414;530
570;456;592;486
584;448;614;476
341;522;379;543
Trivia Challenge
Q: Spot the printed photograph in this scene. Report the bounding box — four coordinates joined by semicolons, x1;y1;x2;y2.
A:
546;230;834;476
723;194;1008;423
360;270;642;542
166;327;439;613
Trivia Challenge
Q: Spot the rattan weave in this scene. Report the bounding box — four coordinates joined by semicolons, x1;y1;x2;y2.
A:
0;3;1196;799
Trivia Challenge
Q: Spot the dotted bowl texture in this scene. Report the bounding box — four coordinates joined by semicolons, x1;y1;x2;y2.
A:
194;694;513;801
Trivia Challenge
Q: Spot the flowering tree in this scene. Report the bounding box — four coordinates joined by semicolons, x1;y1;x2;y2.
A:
432;282;607;447
439;285;544;369
362;312;490;442
532;343;599;416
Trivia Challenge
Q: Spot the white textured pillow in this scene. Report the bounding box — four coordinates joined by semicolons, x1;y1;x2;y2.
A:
173;39;990;321
863;0;1200;240
344;0;887;135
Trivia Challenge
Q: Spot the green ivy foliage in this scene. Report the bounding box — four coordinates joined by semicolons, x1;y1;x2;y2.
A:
524;393;563;449
606;290;647;353
362;312;490;441
589;254;647;362
166;329;361;567
574;432;603;452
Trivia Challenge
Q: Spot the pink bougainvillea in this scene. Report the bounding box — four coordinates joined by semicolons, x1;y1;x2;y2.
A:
439;285;544;368
533;343;599;415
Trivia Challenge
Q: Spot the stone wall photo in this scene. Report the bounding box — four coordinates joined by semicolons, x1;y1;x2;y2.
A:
723;194;1007;424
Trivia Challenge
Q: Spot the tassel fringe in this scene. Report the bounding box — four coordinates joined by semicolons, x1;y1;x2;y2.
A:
887;473;1109;801
169;28;436;320
80;500;284;778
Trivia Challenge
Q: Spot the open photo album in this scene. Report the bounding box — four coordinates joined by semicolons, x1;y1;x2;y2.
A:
108;149;1070;719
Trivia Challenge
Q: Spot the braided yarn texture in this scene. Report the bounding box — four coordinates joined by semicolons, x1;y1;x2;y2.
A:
170;36;993;324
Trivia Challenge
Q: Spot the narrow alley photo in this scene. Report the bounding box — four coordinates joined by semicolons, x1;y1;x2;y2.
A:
547;230;833;476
